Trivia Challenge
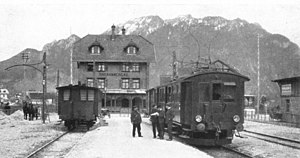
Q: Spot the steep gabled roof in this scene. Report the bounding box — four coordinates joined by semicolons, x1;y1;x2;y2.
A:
72;34;155;63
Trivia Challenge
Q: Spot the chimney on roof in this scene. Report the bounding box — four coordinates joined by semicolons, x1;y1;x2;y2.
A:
122;26;126;35
111;24;116;40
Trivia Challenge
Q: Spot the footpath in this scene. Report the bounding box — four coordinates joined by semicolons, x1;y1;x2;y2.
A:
65;114;212;158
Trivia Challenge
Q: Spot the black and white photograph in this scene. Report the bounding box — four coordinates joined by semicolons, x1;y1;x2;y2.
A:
0;0;300;157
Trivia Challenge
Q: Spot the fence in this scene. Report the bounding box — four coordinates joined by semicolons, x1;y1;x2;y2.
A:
244;109;300;128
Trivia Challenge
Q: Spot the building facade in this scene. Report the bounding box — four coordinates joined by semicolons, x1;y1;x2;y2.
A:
272;76;300;124
0;88;9;104
72;25;155;113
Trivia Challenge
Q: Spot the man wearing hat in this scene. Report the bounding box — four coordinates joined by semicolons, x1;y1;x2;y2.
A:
130;106;143;137
165;103;175;141
150;105;159;138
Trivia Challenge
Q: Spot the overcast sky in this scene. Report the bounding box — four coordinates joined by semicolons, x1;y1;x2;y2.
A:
0;0;300;61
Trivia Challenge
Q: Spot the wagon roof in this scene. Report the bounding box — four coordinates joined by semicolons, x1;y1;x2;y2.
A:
182;71;250;81
174;60;248;81
271;76;300;82
56;84;99;90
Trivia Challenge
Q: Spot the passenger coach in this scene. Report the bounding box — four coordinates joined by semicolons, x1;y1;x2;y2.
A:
147;60;250;146
57;84;102;130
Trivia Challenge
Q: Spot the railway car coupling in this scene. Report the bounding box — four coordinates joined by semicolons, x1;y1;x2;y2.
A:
215;126;221;139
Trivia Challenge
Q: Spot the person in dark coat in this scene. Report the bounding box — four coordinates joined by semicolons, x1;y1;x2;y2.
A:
157;106;165;139
130;106;143;137
150;105;159;138
165;104;175;141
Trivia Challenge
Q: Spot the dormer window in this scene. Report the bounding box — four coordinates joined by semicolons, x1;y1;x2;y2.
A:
88;39;104;54
124;40;139;55
91;46;101;54
127;46;137;54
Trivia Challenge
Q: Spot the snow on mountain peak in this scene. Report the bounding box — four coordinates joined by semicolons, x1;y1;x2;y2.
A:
118;15;164;35
111;15;252;36
166;14;198;26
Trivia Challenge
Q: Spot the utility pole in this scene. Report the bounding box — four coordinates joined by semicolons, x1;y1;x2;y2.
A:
70;48;73;84
104;79;107;108
5;52;48;123
22;51;29;99
172;51;178;80
257;33;261;116
42;53;47;123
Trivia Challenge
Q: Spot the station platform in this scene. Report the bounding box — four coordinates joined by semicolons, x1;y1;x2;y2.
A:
65;114;212;158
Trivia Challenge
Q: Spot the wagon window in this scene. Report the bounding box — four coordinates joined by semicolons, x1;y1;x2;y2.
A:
212;83;221;100
80;89;87;101
63;90;70;101
88;90;94;101
223;84;236;102
199;83;209;102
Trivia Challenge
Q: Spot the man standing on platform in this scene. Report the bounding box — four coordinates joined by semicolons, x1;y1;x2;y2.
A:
165;104;175;141
150;105;159;138
130;106;143;137
157;106;165;139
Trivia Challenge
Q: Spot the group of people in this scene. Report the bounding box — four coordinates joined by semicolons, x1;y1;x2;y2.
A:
130;104;175;141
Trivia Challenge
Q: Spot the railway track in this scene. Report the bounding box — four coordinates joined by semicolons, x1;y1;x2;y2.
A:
221;145;254;158
25;130;85;158
242;130;300;150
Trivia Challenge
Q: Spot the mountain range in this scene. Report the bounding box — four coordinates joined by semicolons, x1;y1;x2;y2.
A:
1;15;299;103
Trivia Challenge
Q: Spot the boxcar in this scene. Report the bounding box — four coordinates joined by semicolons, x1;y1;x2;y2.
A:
147;60;250;146
57;84;102;130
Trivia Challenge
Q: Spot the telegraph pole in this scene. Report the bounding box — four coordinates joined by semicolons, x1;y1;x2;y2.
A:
5;52;47;123
257;34;260;116
172;51;178;80
22;51;29;99
42;52;47;123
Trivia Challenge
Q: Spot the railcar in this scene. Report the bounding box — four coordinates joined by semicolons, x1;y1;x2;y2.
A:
57;84;102;130
147;60;250;146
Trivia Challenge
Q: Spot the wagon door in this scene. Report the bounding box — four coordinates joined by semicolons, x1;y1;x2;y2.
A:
211;81;224;124
198;82;210;122
181;81;192;126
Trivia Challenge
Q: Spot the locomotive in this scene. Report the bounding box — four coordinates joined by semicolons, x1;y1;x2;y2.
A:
57;84;102;130
147;60;249;146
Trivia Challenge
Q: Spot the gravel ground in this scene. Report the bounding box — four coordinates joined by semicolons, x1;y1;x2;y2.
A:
227;120;300;158
244;120;300;141
0;110;65;158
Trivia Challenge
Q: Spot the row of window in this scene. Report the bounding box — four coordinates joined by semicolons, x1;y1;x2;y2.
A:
87;78;140;89
63;89;95;101
90;46;138;55
157;82;236;103
87;63;140;72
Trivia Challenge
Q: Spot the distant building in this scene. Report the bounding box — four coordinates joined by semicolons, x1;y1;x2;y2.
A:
0;88;9;103
26;91;54;105
272;76;300;124
72;25;155;112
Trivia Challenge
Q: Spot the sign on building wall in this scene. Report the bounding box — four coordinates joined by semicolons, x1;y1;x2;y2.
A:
99;72;128;76
281;84;292;96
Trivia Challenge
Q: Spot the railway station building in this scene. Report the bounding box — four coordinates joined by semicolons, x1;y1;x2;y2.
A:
71;25;155;113
272;76;300;124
